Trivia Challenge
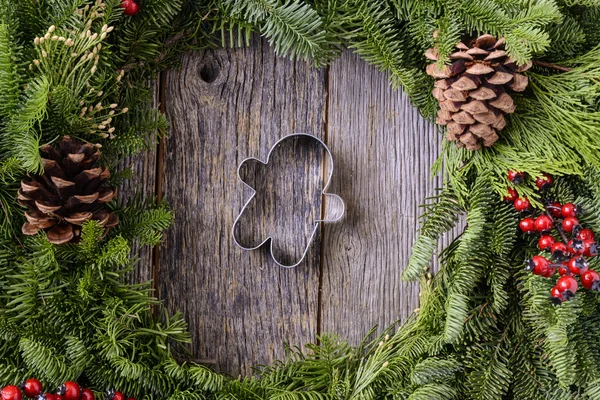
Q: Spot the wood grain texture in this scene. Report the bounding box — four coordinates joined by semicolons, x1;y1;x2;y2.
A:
160;37;326;376
118;82;159;284
320;51;445;343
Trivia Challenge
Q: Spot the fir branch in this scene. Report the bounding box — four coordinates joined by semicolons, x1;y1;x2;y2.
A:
222;0;337;65
2;76;50;173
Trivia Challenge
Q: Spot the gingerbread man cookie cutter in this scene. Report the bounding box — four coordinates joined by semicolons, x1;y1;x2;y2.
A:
232;133;345;268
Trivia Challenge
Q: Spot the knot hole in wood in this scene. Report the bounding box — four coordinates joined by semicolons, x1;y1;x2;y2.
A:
198;53;222;84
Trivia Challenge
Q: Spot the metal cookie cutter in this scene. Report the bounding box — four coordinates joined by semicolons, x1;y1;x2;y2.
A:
232;133;345;268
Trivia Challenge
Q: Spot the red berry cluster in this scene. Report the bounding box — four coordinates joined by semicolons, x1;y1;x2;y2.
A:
505;170;600;303
0;380;134;400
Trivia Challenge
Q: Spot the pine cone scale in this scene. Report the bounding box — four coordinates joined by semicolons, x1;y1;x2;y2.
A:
47;224;74;245
426;34;530;149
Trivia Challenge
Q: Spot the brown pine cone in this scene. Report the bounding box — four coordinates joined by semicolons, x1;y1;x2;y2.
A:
425;34;530;150
18;136;118;244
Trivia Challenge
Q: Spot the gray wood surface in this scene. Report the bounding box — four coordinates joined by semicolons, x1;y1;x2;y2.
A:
121;39;458;376
160;38;325;376
320;52;443;342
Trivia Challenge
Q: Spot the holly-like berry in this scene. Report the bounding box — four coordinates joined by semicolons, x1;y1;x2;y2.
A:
582;270;600;290
514;197;531;212
525;256;554;277
508;170;525;185
551;242;569;259
57;383;79;400
536;173;553;190
558;262;569;276
556;275;578;294
534;215;553;232
112;393;125;400
584;240;598;257
121;0;139;16
568;256;589;275
519;217;536;233
548;202;562;218
503;187;518;202
2;386;22;400
551;286;564;303
578;228;595;241
567;238;585;256
561;203;578;218
562;216;580;233
80;389;94;400
538;235;555;251
23;379;43;398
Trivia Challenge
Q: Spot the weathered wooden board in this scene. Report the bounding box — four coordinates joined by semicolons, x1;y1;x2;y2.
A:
320;52;443;343
119;40;462;375
160;38;326;376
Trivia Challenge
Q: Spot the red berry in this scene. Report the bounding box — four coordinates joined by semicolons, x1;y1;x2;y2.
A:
538;235;555;251
503;187;518;202
556;275;578;294
535;173;553;190
519;217;536;233
508;170;525;184
1;386;22;400
534;215;553;232
121;0;139;16
525;256;554;277
59;382;80;400
23;379;42;398
584;240;598;257
561;203;578;218
567;239;585;256
548;202;562;218
80;389;95;400
568;256;589;275
578;228;595;241
582;270;600;290
558;262;569;276
551;286;564;302
562;217;580;233
551;242;569;259
112;393;125;400
514;197;531;212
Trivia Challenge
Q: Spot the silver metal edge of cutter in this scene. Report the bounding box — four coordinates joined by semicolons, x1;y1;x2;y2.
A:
231;133;345;268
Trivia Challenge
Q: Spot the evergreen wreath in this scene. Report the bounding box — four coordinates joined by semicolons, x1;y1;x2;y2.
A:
1;0;600;398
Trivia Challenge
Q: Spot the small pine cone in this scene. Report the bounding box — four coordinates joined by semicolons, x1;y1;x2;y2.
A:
18;136;118;244
425;34;530;150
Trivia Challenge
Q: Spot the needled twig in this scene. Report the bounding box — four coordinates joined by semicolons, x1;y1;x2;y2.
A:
533;60;573;73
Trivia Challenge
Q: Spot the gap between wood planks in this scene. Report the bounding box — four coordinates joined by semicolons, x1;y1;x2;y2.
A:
151;62;333;352
316;65;331;343
151;71;166;315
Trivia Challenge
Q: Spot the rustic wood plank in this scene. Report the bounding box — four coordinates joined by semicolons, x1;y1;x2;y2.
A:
161;37;326;376
118;82;159;284
320;51;448;343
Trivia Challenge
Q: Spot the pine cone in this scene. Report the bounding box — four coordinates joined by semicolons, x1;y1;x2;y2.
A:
18;136;118;244
425;34;530;150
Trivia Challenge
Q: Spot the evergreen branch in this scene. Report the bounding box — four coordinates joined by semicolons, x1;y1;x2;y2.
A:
223;0;336;65
403;189;463;281
2;76;50;173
